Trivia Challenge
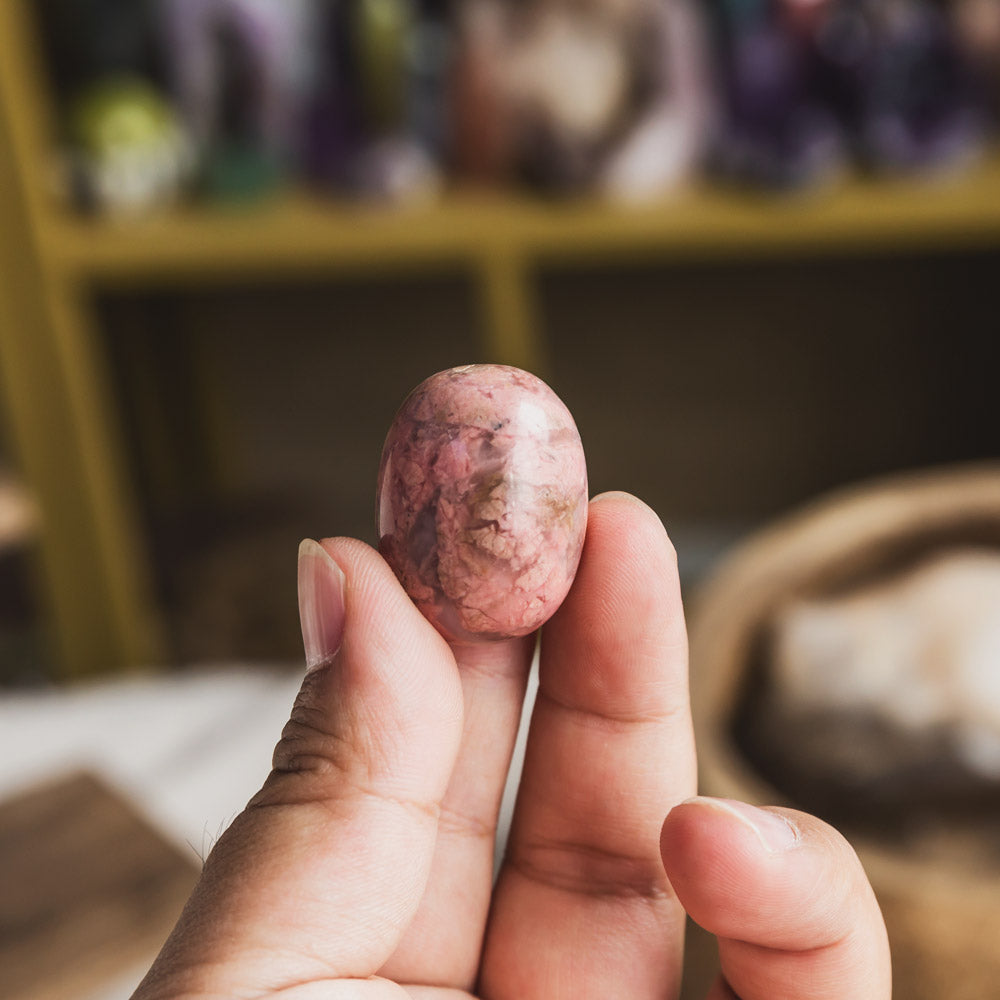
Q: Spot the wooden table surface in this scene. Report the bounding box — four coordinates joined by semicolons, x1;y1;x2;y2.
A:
0;666;304;998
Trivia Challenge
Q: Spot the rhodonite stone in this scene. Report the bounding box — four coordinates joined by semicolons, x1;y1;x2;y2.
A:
377;364;588;643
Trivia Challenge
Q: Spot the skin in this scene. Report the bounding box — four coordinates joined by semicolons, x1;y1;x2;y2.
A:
133;492;891;1000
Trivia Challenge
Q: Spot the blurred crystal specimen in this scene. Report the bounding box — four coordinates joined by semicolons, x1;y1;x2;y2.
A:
67;76;195;216
452;0;711;199
709;0;989;187
160;0;320;200
953;0;1000;123
771;549;1000;782
598;0;715;202
859;0;987;172
302;0;447;202
710;0;850;188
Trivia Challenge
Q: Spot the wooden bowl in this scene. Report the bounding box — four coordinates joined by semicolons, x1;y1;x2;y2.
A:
688;462;1000;1000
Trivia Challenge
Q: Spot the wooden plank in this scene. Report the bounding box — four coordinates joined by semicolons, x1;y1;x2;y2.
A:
0;771;199;1000
40;155;1000;284
476;251;547;374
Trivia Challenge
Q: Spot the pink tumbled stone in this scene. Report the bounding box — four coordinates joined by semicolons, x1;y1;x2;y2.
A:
377;364;588;644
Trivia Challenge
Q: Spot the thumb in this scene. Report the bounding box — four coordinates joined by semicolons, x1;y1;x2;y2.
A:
661;797;891;1000
134;538;464;999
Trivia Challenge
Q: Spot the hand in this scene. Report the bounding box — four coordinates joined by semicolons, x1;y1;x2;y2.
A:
133;493;891;1000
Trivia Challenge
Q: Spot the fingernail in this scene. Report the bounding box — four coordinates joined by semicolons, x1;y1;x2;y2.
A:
298;539;346;671
685;796;800;853
590;490;649;509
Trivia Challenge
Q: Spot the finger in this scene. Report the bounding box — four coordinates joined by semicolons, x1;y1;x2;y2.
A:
133;538;464;1000
480;493;697;999
380;632;535;989
660;798;892;1000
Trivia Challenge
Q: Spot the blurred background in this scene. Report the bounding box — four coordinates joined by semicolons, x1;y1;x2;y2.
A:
0;0;998;997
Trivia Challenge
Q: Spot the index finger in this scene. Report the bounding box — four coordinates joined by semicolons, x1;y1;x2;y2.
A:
480;492;697;999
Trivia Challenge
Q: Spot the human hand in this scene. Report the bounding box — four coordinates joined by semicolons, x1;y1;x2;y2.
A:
133;492;891;999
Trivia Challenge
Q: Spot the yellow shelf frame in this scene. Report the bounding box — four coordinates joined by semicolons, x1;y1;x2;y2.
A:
1;0;999;674
43;157;1000;283
0;0;166;675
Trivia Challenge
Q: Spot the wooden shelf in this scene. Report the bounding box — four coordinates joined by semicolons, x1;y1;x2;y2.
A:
45;152;1000;285
3;0;1000;676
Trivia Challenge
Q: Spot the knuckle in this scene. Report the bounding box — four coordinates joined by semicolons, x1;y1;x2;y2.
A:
267;672;362;787
506;836;674;901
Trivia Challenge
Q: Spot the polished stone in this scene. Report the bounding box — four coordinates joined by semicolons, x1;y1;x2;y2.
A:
377;364;588;643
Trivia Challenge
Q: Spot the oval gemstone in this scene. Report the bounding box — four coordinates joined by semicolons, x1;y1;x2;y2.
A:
377;364;589;643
